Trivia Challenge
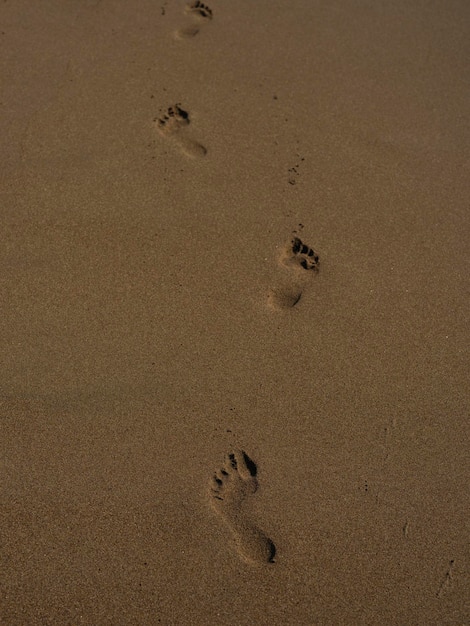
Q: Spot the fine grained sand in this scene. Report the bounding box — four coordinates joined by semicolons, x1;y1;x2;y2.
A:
1;0;469;624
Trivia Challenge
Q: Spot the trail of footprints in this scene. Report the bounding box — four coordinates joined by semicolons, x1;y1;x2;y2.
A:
155;1;213;157
155;4;322;566
209;450;276;565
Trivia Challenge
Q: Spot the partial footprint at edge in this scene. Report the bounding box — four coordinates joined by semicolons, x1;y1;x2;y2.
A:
175;1;213;39
155;104;207;158
267;236;320;310
209;450;276;565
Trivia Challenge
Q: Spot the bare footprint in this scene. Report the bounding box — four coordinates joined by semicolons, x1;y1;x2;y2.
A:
154;104;207;158
281;237;320;271
209;450;276;565
267;236;320;310
175;1;213;39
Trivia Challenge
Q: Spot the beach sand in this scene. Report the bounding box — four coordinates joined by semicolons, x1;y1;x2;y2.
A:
1;1;469;623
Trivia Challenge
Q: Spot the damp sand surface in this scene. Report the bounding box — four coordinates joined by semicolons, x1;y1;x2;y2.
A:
1;0;469;624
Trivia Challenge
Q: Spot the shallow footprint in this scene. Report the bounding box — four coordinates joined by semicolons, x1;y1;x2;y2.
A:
155;104;207;158
268;236;320;310
175;1;213;39
209;450;276;565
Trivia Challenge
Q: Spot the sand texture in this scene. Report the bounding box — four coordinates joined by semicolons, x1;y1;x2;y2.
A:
1;0;469;624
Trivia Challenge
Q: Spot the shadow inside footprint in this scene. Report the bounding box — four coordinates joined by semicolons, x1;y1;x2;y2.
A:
209;450;276;565
267;287;302;310
241;451;257;477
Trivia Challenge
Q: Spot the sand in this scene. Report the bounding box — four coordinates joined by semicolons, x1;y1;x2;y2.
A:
1;0;469;624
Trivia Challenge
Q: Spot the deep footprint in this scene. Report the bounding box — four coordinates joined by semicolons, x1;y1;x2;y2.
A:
281;236;320;271
175;1;213;39
209;450;276;565
155;104;207;158
268;236;320;310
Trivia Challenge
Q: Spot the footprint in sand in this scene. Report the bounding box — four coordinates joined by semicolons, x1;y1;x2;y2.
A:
155;104;207;158
175;1;213;39
209;450;276;565
267;236;320;310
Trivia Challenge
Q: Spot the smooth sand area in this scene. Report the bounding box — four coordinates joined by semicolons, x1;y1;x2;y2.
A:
1;1;469;624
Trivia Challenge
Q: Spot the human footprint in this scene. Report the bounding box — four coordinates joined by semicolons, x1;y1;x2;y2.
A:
209;450;276;565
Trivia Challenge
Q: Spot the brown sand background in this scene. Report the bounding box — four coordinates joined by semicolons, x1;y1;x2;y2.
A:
1;0;469;624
